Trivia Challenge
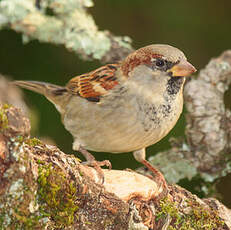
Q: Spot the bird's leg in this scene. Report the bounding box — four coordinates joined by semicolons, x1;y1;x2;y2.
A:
73;140;111;183
133;148;168;193
78;146;112;169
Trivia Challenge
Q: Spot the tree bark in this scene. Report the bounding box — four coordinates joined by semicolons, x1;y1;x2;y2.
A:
1;0;230;184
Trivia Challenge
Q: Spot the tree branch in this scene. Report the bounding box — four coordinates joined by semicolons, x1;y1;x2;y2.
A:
0;0;132;63
184;51;231;180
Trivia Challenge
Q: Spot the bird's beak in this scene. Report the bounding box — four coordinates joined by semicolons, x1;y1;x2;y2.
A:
168;60;196;77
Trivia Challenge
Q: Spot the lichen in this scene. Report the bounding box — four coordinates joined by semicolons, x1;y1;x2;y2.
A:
155;197;224;230
8;179;24;199
0;0;132;61
0;179;44;229
0;103;10;131
15;135;25;143
37;163;79;227
0;209;12;229
149;151;197;184
0;136;47;230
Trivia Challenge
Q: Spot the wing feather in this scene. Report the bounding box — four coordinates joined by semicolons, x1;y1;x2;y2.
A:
66;64;119;102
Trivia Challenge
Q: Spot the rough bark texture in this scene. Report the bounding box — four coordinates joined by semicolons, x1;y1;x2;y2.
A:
0;0;133;63
0;104;231;230
184;51;231;180
2;0;230;185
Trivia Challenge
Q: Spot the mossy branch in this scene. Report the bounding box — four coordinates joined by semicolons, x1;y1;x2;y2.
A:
1;0;230;186
0;104;231;229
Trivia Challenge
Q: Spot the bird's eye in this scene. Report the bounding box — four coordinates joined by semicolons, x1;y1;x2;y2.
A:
156;59;165;67
149;58;168;71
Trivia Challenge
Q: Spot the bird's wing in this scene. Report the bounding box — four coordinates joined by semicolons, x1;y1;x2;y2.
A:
66;64;119;102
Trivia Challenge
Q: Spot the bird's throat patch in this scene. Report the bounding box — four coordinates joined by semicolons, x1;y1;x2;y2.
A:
166;77;184;95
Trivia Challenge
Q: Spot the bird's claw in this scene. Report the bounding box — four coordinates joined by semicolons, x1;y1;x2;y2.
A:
82;159;112;184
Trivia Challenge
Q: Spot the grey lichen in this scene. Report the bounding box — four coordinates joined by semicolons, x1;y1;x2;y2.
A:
11;141;24;161
128;204;149;230
0;0;132;61
149;149;197;184
8;179;24;200
184;51;231;181
0;140;46;229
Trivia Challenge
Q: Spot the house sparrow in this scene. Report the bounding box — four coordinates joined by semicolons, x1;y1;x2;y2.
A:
14;44;196;189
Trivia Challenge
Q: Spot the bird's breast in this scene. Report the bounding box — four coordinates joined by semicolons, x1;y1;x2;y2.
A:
63;89;183;153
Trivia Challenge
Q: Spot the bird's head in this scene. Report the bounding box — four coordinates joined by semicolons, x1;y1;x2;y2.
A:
121;44;196;78
120;44;196;96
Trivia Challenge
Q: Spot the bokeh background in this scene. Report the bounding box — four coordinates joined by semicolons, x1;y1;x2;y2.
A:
0;0;231;206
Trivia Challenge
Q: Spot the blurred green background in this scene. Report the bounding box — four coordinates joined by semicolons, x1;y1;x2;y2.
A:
0;0;231;205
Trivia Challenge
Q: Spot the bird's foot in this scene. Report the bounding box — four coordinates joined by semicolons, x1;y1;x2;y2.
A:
82;159;111;169
81;160;111;184
78;146;111;183
141;159;169;197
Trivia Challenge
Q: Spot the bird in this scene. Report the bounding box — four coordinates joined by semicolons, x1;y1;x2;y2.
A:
14;44;196;190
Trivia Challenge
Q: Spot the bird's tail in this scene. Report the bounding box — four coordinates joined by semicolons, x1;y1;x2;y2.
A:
13;80;69;113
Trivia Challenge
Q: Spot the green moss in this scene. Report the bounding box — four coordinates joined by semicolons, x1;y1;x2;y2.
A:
0;104;10;131
13;210;44;230
37;159;45;165
0;209;11;229
156;198;182;227
156;198;224;230
37;163;79;228
15;135;24;143
0;212;5;228
25;137;42;147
